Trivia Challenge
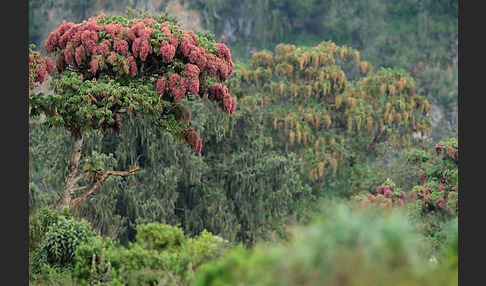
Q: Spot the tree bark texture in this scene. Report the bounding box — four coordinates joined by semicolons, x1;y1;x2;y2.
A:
58;131;141;209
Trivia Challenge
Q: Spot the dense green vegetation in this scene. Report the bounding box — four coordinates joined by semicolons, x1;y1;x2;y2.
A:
29;208;232;285
195;203;458;286
29;2;458;285
234;41;432;195
186;0;457;131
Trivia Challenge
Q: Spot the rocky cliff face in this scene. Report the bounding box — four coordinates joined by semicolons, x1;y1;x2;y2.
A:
165;0;203;31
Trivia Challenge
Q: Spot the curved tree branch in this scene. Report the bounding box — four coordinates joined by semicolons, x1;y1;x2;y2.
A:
69;168;141;208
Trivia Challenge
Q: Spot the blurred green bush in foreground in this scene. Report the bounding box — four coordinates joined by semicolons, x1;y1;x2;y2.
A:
195;203;457;286
29;203;457;285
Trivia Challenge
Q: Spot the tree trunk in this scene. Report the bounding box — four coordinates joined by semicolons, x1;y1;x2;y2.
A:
59;131;84;209
57;130;140;210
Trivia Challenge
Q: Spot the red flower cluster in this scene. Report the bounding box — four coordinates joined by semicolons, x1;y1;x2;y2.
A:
75;46;86;66
177;32;234;81
156;77;166;97
377;183;406;208
89;56;100;74
184;63;200;79
185;126;202;154
209;83;236;114
410;184;456;214
418;173;425;185
159;41;176;62
184;64;200;95
434;142;457;162
131;27;153;61
356;181;407;210
44;14;235;104
186;80;200;96
435;143;441;155
46;15;158;74
127;56;137;77
179;36;196;57
80;30;99;55
168;74;186;103
114;38;129;56
215;43;234;72
42;14;237;154
64;44;73;65
100;40;110;56
188;47;207;70
447;146;456;160
29;51;53;88
437;199;445;209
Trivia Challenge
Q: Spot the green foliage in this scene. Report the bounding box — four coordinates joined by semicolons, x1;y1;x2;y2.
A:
29;182;52;215
235;41;430;195
124;7;180;25
187;0;458;137
195;203;457;286
28;92;312;245
30;209;96;276
73;236;120;285
30;264;78;286
29;208;68;255
408;137;458;217
29;122;71;203
439;218;458;269
72;223;230;285
135;223;185;251
406;147;432;165
30;11;235;154
353;137;458;258
37;217;95;268
28;5;457;285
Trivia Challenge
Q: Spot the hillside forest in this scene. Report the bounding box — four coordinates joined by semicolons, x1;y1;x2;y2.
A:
28;1;458;285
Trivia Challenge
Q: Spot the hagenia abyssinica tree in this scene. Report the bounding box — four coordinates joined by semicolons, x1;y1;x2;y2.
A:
28;13;236;209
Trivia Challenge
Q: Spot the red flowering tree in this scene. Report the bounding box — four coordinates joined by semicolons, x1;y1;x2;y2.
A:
28;13;236;209
408;138;458;215
29;45;54;89
354;179;407;210
353;138;458;215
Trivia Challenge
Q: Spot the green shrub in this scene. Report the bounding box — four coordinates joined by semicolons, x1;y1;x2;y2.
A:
29;263;77;286
29;207;66;254
32;215;96;274
195;203;457;286
73;236;117;285
135;223;185;251
439;218;458;269
73;223;230;285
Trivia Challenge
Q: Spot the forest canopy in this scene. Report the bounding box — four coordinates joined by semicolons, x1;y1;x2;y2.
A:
28;3;458;286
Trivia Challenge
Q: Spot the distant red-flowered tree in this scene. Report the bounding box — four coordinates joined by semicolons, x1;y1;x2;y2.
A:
353;138;458;215
28;13;236;209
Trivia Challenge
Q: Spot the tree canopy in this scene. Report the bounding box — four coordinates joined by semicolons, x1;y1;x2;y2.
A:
28;12;236;208
234;41;432;193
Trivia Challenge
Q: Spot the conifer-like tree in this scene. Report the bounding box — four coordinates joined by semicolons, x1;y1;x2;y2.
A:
236;42;432;191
